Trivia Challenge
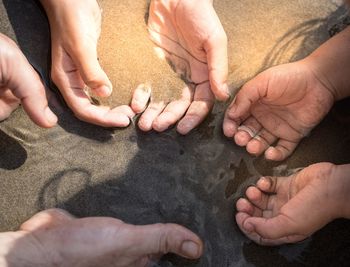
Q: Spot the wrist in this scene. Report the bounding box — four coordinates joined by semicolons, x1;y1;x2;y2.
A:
301;56;338;103
302;26;350;101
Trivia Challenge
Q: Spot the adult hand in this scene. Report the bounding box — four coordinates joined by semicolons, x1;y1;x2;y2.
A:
223;61;335;161
40;0;135;127
0;209;203;266
137;0;228;134
0;33;57;127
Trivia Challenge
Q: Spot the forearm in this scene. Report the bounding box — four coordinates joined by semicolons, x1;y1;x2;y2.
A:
304;26;350;101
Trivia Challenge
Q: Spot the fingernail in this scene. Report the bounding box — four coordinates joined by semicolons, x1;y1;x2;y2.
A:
265;147;275;159
244;222;254;233
178;119;195;134
228;104;237;118
139;118;151;129
258;177;270;188
181;241;200;258
95;85;112;97
45;107;58;126
103;85;113;96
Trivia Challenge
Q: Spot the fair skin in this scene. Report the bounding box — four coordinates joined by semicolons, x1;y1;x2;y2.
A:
0;34;203;266
138;0;229;134
39;0;136;127
0;209;203;267
39;0;228;132
0;33;57;127
230;26;350;245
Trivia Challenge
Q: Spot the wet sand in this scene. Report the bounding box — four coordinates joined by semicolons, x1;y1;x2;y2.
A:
1;0;350;266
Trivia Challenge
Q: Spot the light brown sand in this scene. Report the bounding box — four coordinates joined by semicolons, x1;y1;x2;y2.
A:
95;0;185;107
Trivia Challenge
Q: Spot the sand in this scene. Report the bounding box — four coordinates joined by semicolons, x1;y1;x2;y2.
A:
0;0;350;266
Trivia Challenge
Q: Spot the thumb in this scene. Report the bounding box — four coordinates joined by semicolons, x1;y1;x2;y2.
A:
243;215;298;240
204;8;229;101
7;55;57;128
127;223;203;260
226;74;268;121
69;44;112;98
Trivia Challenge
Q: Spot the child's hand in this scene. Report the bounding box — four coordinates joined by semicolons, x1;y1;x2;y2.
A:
223;61;335;161
236;163;350;245
40;0;135;127
139;0;228;134
0;33;57;127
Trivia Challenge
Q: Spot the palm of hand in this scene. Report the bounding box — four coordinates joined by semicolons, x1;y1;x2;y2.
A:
225;63;334;160
140;0;227;134
148;1;211;86
49;0;134;127
235;163;337;245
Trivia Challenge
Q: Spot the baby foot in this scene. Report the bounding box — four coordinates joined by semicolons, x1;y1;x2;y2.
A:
235;163;349;245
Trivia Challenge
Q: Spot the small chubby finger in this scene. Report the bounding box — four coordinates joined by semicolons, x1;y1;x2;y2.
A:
245;186;269;210
234;117;263;147
256;176;279;194
246;128;277;156
236;198;262;217
223;116;239;138
235;211;265;244
264;139;299;161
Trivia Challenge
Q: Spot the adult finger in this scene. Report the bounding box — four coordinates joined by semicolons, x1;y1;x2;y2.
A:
138;101;166;131
131;84;151;113
152;86;193;132
67;42;112;98
125;223;203;260
7;53;57;128
204;15;229;101
177;82;214;135
55;78;134;127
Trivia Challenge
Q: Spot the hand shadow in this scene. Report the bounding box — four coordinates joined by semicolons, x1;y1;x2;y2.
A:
0;129;27;170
